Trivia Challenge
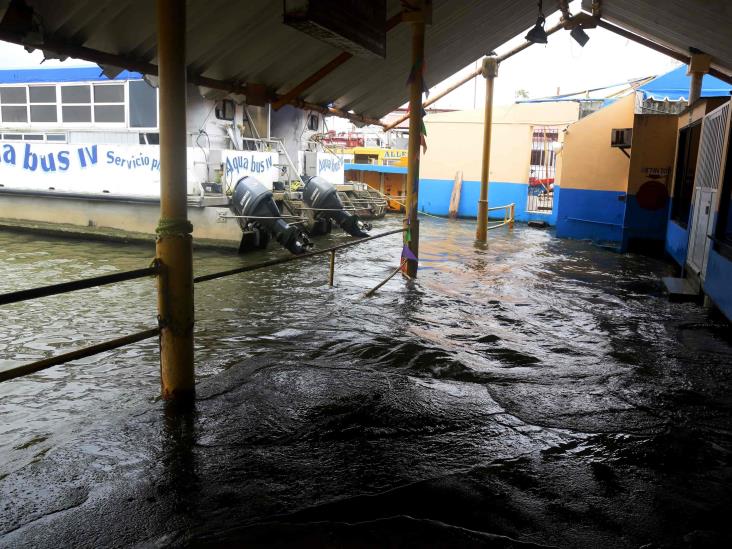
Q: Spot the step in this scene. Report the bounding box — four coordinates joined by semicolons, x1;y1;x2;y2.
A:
661;276;700;302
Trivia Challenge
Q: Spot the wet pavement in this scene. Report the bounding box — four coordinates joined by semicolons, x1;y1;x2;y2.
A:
1;216;731;548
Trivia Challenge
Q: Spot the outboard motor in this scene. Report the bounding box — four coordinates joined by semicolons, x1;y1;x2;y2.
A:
302;176;371;237
232;176;311;255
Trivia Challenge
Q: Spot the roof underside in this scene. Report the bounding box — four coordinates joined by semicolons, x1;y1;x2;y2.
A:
1;1;731;122
583;0;732;76
10;0;559;120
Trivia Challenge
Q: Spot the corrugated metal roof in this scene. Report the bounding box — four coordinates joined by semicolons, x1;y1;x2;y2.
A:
10;0;559;120
5;1;732;123
583;0;732;76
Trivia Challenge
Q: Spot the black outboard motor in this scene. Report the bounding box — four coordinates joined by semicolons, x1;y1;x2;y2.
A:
232;176;311;255
302;176;371;237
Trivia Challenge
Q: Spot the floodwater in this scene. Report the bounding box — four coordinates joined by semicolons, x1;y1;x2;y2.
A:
1;216;731;548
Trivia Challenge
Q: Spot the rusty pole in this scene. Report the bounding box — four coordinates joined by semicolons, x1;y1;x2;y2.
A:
476;56;499;242
156;0;195;400
403;6;428;278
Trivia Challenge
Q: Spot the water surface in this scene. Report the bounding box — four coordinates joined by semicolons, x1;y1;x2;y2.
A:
1;217;731;547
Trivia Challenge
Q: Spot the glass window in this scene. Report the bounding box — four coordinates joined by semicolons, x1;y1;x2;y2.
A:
29;86;56;103
61;85;91;104
129;80;157;128
30;104;58;123
23;134;44;141
0;87;27;104
93;84;124;103
139;132;159;145
2;134;22;140
94;105;125;123
62;105;92;122
1;106;28;123
46;133;67;142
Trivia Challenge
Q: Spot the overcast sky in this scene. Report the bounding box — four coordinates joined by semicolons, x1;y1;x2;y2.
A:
0;1;681;115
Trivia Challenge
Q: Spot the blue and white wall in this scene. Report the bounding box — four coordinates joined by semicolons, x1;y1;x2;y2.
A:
555;94;636;249
418;102;579;224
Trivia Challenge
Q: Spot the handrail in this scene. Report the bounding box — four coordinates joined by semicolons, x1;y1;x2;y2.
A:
487;202;514;212
194;228;405;284
0;327;160;383
0;265;159;306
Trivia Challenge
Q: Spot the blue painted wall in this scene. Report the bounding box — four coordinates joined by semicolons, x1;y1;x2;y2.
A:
704;248;732;322
417;178;557;224
555;188;627;248
623;196;670;244
665;219;688;266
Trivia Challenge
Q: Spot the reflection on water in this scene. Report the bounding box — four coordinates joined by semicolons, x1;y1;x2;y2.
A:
1;216;732;547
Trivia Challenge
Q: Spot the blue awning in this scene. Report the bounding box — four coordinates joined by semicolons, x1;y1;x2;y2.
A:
638;65;732;101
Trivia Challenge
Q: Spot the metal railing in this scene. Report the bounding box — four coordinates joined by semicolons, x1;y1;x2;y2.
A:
486;203;516;230
0;229;405;384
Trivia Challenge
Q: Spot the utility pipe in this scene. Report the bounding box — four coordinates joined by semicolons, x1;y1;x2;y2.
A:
156;0;195;401
476;55;499;242
404;11;427;278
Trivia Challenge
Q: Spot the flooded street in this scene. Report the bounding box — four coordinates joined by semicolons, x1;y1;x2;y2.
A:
1;216;731;548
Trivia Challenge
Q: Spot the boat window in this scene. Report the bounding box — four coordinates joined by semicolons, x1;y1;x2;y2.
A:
61;85;91;104
1;105;27;123
28;85;58;123
307;113;319;131
93;84;124;103
29;86;56;103
0;87;27;104
139;132;159;145
129;80;158;128
30;104;57;123
1;87;28;123
62;105;92;123
94;105;125;123
215;99;235;121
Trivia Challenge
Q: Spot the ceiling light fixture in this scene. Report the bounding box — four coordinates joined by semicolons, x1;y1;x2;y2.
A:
525;0;548;44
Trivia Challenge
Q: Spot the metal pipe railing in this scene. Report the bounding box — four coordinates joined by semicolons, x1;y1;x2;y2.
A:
1;229;405;384
0;265;158;306
194;228;405;284
0;328;160;383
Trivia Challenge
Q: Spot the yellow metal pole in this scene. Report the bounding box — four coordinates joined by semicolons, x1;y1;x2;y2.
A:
156;0;194;400
476;55;499;242
510;203;515;228
404;4;428;278
328;250;335;287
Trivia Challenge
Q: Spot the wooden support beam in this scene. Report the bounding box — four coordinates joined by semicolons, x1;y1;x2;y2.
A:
476;56;498;243
403;2;428;278
156;0;195;401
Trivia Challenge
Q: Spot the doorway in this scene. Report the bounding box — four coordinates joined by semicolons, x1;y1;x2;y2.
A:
527;126;559;213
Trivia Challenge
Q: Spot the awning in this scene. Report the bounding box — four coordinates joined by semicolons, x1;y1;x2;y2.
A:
638;65;732;101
